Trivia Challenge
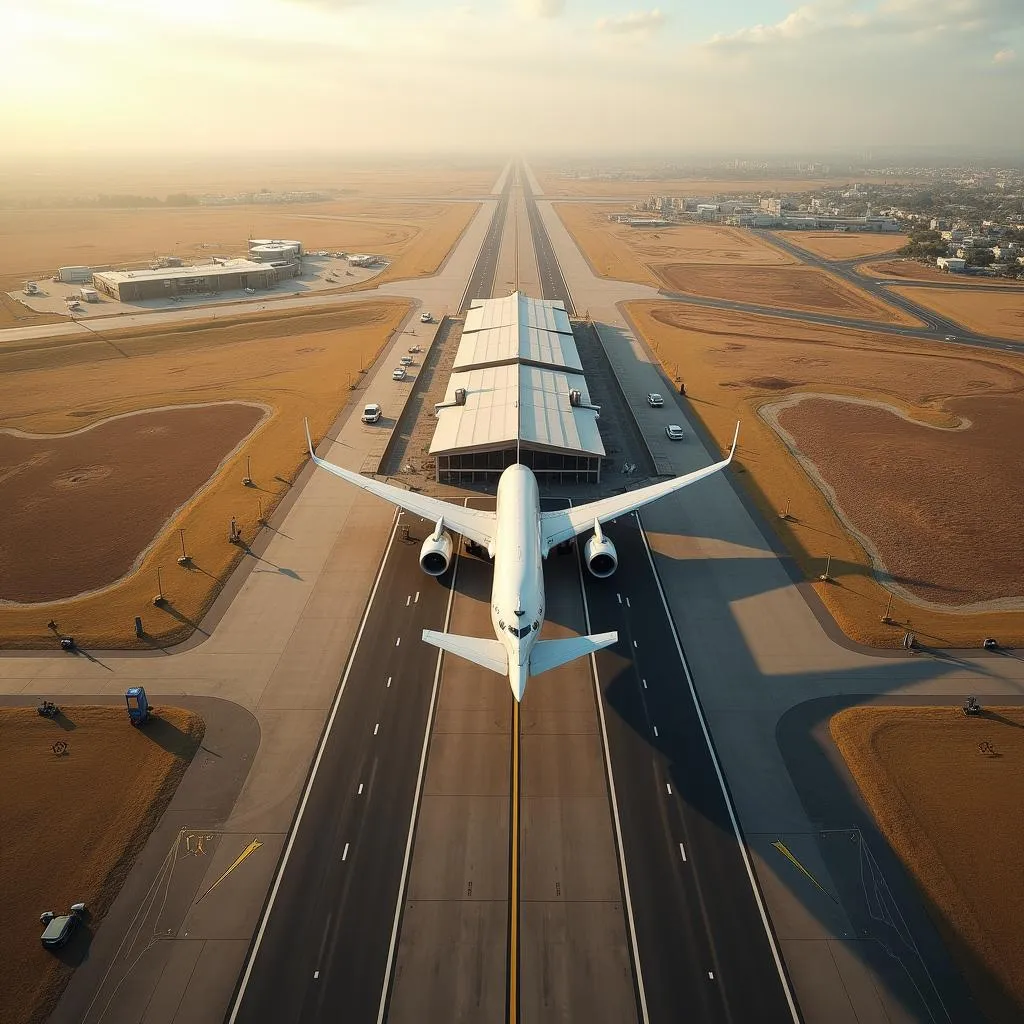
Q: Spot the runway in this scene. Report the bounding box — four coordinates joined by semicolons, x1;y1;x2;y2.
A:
228;513;453;1024
230;161;798;1024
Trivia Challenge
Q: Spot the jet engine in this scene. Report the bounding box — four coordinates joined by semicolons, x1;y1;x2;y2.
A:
584;523;618;578
420;527;453;576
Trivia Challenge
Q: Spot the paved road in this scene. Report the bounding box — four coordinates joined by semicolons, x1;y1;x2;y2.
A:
519;160;798;1021
764;232;976;339
521;168;575;314
228;514;451;1024
461;178;511;311
585;515;796;1023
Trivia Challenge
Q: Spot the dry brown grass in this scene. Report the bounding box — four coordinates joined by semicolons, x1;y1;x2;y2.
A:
831;705;1024;1023
774;395;1024;606
0;705;204;1024
656;264;916;325
0;298;409;648
555;204;792;287
889;286;1024;342
0;200;478;294
538;175;923;197
780;231;909;261
1;404;266;603
625;300;1024;645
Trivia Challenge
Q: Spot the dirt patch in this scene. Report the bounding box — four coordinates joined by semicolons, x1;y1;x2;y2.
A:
889;286;1024;342
555;204;793;287
0;199;477;295
0;299;408;647
0;705;204;1024
831;706;1024;1023
626;299;1024;645
769;394;1024;608
780;232;909;261
656;264;915;324
0;404;265;603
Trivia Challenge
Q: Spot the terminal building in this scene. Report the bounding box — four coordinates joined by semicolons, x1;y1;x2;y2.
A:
429;292;605;484
92;258;285;301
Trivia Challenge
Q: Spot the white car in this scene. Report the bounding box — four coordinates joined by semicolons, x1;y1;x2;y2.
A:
400;355;414;366
361;403;382;424
665;425;685;441
647;393;664;407
392;367;407;381
420;312;432;323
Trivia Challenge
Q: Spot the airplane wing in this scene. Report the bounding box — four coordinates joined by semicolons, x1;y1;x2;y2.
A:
305;420;496;549
541;423;739;550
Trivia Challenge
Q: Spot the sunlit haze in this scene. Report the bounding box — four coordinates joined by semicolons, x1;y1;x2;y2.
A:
3;0;1022;159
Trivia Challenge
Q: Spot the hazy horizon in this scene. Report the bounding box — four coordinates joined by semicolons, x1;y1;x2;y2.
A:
3;0;1022;159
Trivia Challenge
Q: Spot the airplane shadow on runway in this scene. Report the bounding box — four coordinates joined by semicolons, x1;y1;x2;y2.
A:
595;513;1023;1024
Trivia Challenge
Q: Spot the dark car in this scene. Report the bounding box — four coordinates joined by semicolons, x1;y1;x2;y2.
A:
40;904;86;949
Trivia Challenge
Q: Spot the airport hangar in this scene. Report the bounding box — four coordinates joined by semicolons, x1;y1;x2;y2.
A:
91;257;296;301
430;291;605;484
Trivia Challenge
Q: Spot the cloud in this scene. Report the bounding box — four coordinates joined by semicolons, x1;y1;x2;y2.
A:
518;0;564;17
993;47;1016;63
596;9;666;34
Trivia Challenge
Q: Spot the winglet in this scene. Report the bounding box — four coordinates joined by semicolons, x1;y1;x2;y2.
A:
727;421;740;462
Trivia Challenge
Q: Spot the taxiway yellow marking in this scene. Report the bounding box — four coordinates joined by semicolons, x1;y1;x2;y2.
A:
509;700;520;1024
772;840;838;903
197;838;263;903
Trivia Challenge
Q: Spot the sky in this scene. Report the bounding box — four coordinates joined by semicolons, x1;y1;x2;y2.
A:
2;0;1022;159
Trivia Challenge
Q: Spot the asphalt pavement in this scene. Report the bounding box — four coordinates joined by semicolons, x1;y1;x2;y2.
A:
228;514;452;1024
584;515;797;1023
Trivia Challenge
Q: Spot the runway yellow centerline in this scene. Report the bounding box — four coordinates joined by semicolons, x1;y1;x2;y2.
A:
509;699;521;1024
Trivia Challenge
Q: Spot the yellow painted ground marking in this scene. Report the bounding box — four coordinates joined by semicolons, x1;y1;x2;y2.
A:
772;840;839;904
197;838;264;904
509;700;520;1024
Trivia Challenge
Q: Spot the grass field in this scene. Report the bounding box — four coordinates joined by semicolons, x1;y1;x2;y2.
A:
555;204;792;287
831;705;1024;1023
625;299;1024;645
889;286;1024;342
779;231;909;261
769;393;1024;608
538;174;923;197
0;298;409;648
0;200;477;298
656;264;916;324
0;705;203;1024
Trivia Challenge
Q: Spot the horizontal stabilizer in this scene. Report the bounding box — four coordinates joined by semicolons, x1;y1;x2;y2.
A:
422;630;508;676
529;631;619;677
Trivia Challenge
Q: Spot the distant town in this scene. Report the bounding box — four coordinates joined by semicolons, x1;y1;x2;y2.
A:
583;160;1024;279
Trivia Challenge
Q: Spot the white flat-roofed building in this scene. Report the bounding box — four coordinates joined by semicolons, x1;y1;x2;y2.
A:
430;292;604;483
453;322;582;374
92;259;279;301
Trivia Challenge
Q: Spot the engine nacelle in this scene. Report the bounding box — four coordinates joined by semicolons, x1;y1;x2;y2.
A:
584;531;618;578
419;530;453;576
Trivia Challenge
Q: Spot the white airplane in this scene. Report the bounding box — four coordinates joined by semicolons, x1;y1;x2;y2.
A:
305;420;738;702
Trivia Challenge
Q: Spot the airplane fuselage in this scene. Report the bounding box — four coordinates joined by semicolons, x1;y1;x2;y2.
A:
489;464;545;701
